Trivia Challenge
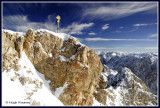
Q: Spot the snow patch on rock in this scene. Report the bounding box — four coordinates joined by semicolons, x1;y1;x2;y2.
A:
54;83;68;98
3;29;25;37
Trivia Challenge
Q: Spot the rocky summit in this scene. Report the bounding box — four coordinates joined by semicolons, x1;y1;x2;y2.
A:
2;29;103;106
2;29;158;106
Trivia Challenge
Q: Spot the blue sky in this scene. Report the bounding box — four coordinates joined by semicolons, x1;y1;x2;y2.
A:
2;2;158;52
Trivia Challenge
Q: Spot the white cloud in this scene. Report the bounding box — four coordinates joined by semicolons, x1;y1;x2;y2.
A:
115;30;122;33
85;37;156;41
90;47;112;49
83;3;157;20
122;45;134;47
149;34;157;38
133;23;148;27
88;31;96;35
128;27;139;32
133;23;157;27
3;15;94;35
102;24;109;30
120;26;124;29
3;15;57;32
107;46;158;52
60;22;94;35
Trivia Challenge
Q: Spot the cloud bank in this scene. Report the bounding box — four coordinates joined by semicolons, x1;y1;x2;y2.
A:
3;15;57;32
84;37;156;41
83;2;157;20
3;15;94;35
60;22;94;35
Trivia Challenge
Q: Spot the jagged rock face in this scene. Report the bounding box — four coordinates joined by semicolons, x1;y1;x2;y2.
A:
120;68;157;106
2;31;46;105
99;52;157;95
28;30;103;105
94;66;157;106
94;89;107;105
35;31;64;53
15;37;24;58
98;73;108;89
2;29;103;106
2;31;20;72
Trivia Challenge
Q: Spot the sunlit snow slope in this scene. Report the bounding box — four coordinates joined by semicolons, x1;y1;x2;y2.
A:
2;51;64;106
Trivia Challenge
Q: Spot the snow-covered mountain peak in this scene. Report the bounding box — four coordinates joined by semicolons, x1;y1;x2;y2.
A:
2;29;103;106
3;29;25;37
98;51;158;95
94;66;157;106
2;29;158;106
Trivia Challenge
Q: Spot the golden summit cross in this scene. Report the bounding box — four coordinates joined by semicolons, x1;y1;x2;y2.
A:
56;15;61;33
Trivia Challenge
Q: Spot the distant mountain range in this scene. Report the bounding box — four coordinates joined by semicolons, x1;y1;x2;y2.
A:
97;51;158;95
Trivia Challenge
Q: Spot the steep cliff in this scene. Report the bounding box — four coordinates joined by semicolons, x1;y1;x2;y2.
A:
93;65;157;106
2;29;103;106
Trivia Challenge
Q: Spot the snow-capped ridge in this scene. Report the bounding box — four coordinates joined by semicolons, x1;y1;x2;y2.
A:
3;29;25;37
94;66;158;106
98;51;158;95
34;29;71;40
